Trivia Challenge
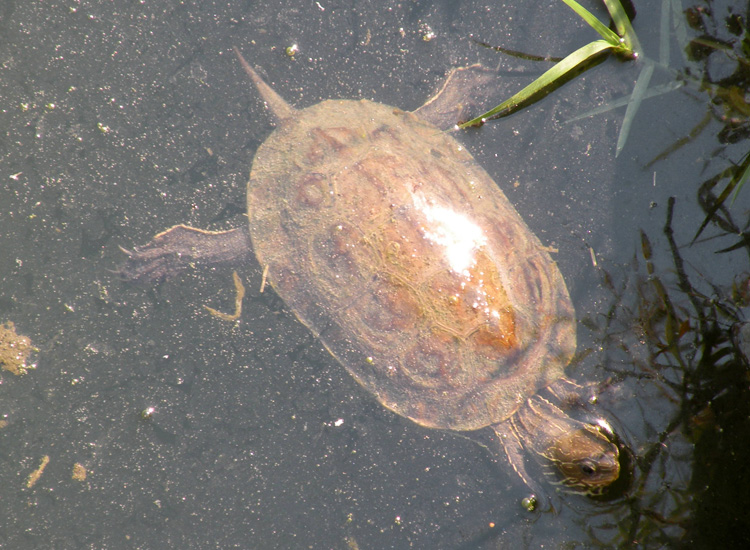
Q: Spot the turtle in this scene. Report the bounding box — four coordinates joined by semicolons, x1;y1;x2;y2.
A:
120;47;621;505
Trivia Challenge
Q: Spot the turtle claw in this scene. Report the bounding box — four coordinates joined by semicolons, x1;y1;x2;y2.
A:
118;245;135;257
115;244;178;285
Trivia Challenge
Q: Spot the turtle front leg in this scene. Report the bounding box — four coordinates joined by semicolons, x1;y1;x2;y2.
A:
492;420;548;511
118;224;252;284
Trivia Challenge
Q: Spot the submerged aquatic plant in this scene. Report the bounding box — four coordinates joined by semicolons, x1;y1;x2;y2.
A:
585;196;749;546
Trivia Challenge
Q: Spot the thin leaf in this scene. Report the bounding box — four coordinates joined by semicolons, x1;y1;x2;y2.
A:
470;38;563;62
561;0;621;46
731;157;750;204
671;0;694;67
566;81;683;122
641;230;654;274
717;234;750;254
693;151;750;242
459;40;613;128
659;0;670;65
602;0;642;55
644;110;711;168
616;60;654;156
694;176;738;243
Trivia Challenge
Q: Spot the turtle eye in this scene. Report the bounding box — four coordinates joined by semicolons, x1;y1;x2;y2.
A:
579;459;597;477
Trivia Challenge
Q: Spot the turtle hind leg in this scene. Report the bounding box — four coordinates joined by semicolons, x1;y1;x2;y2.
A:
117;224;252;284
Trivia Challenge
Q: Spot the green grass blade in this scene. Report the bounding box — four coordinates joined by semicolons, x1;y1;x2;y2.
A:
616;61;654;156
459;40;613;128
561;0;621;45
602;0;641;55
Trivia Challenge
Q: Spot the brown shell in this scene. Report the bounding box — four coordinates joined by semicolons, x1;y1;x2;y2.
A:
248;98;576;432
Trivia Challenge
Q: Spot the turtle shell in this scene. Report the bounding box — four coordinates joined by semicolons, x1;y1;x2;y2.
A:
248;97;576;432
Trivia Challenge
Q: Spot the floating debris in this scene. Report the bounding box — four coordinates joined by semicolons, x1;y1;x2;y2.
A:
72;463;87;481
0;321;34;376
26;455;50;488
285;44;299;58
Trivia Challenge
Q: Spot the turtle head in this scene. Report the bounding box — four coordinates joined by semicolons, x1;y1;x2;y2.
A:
547;423;620;494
